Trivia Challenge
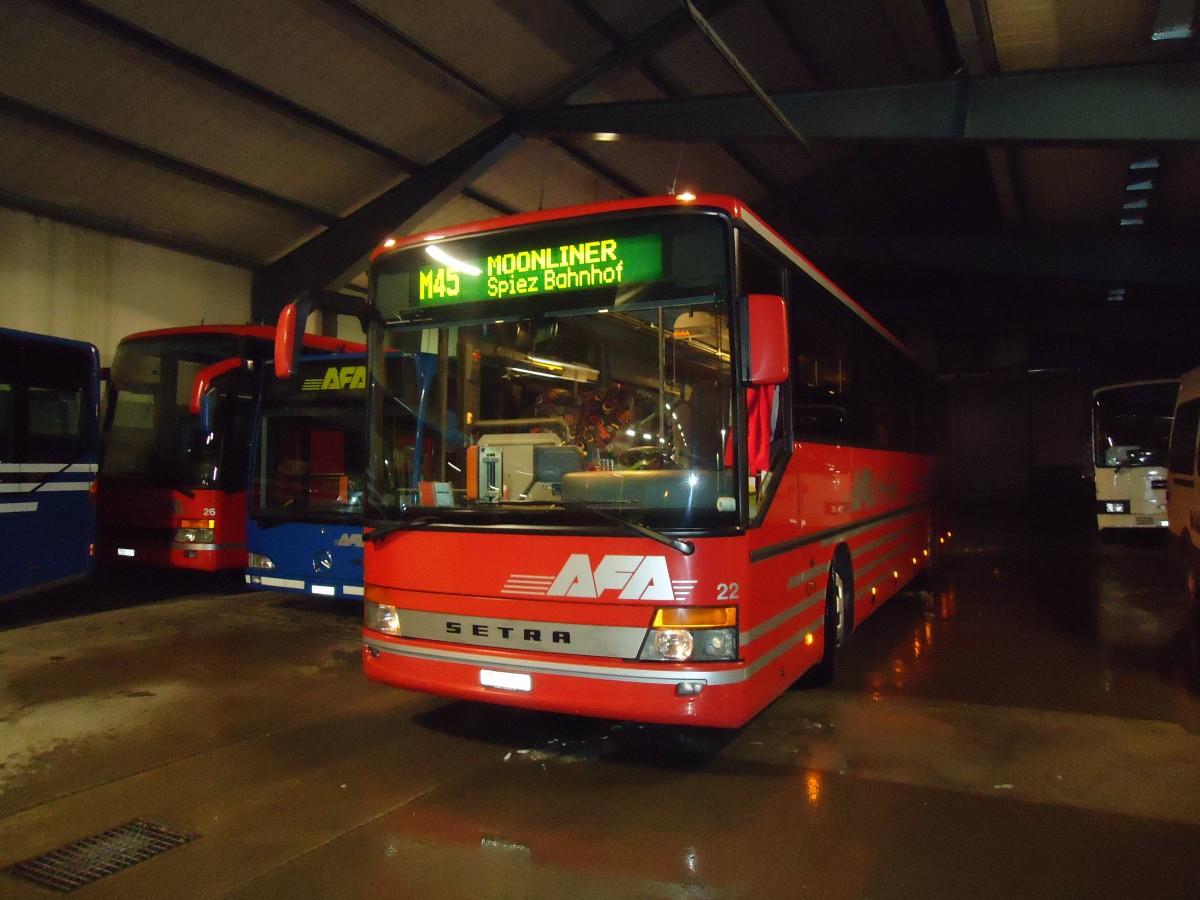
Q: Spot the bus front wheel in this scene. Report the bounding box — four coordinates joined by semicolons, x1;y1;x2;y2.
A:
812;553;853;683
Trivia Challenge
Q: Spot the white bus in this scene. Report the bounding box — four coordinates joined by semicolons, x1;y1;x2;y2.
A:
1167;367;1200;602
1090;379;1177;533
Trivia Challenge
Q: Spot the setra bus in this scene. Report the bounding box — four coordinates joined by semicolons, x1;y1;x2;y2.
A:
276;194;946;728
1090;379;1177;533
246;351;420;599
98;325;358;571
1;328;102;600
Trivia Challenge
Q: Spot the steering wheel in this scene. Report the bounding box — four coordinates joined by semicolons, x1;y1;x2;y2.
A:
619;445;680;470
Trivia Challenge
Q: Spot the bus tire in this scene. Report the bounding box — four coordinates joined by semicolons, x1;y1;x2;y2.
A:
1184;535;1200;609
812;550;853;683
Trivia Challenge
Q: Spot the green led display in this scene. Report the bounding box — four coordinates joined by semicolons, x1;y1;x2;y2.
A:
415;233;663;306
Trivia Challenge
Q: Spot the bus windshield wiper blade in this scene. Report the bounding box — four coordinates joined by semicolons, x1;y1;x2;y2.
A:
559;502;694;555
364;516;436;542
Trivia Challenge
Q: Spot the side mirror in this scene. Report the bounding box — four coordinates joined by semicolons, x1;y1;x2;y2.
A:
189;357;244;418
746;293;789;385
275;290;377;379
275;294;316;380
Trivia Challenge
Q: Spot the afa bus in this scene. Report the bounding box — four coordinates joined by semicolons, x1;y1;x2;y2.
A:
1;328;102;601
246;351;417;599
276;195;948;728
98;325;360;571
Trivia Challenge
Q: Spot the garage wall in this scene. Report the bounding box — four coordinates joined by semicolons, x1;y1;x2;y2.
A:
0;209;250;366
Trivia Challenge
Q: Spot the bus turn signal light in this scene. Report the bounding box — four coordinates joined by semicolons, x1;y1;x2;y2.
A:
651;606;737;628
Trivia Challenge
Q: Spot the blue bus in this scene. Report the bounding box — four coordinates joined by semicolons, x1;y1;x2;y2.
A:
246;351;422;599
246;354;368;599
1;328;102;600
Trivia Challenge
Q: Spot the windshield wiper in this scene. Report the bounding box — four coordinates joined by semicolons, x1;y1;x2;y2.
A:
364;515;437;543
558;502;695;555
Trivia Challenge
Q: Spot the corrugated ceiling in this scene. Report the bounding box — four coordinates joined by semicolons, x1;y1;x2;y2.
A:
0;0;1197;374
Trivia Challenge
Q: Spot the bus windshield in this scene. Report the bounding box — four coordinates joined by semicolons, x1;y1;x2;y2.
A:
101;335;254;490
251;356;414;525
1093;381;1177;469
368;211;738;531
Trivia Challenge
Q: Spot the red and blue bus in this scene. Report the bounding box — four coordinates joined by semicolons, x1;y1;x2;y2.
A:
1;328;102;600
97;325;359;572
277;195;946;728
246;351;421;599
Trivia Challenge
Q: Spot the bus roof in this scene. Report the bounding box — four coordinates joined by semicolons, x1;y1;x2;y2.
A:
372;194;746;261
1093;378;1179;398
117;323;361;354
0;326;100;354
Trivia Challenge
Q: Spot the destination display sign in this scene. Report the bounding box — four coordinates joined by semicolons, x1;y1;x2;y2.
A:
415;233;663;306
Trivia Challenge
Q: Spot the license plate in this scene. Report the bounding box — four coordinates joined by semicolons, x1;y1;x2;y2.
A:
480;670;531;692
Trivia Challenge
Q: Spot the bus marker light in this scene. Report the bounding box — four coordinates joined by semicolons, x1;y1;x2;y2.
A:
804;633;814;646
481;670;532;692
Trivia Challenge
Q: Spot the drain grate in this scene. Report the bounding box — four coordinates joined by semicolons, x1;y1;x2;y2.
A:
5;819;197;893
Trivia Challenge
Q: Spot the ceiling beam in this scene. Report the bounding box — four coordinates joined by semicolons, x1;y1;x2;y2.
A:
251;120;521;323
41;0;515;218
0;94;338;226
799;230;1200;288
519;60;1200;144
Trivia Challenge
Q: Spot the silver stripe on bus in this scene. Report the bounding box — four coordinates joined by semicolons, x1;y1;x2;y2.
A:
0;481;93;493
364;637;749;687
394;608;647;658
0;502;39;514
752;501;931;563
343;585;365;597
741;592;824;646
742;621;823;680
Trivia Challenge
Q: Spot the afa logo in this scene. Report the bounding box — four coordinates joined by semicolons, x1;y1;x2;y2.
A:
502;555;695;602
303;365;367;391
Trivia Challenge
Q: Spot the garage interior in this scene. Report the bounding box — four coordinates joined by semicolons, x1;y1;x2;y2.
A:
2;1;1200;897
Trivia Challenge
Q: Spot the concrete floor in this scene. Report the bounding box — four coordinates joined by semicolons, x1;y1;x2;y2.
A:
2;495;1199;899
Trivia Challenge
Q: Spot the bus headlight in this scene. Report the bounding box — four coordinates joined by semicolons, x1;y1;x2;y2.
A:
637;607;738;662
365;601;401;635
248;553;275;570
1100;500;1130;514
175;518;215;543
655;629;694;661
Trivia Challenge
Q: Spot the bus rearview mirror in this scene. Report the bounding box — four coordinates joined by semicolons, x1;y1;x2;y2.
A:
746;293;789;385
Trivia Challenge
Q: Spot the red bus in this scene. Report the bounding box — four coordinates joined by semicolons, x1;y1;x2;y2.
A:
98;325;359;571
277;195;946;727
